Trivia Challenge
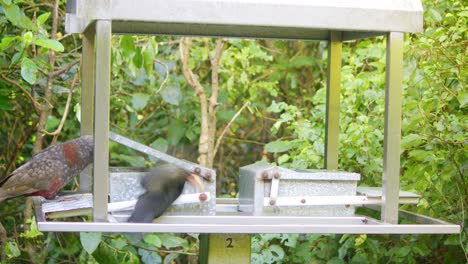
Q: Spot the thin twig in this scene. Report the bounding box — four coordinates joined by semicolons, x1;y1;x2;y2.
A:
213;101;250;158
0;73;41;114
128;243;197;256
153;58;169;93
2;119;39;179
49;58;80;77
41;69;79;144
158;40;180;46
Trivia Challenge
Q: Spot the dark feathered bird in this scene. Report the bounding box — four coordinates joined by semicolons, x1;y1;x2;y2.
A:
127;164;204;223
0;135;94;202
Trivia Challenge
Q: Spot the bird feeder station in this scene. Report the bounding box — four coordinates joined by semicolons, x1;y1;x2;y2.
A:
32;0;460;263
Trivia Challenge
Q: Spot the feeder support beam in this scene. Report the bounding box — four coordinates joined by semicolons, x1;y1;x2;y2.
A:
79;24;95;193
382;32;404;224
93;20;112;222
325;31;342;170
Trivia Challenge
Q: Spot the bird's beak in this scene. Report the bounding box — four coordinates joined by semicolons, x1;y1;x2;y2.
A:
185;173;205;192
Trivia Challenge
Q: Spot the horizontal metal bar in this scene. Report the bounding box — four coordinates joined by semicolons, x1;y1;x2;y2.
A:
265;196;372;206
109;192;211;211
109;132;214;180
66;0;423;36
263;195;419;207
36;221;459;234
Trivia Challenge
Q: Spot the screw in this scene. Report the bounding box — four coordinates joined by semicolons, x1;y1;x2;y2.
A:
273;172;280;179
269;199;276;205
261;171;269;179
345;204;350;208
362;218;368;224
205;172;212;180
194;167;201;174
199;193;208;202
301;199;306;204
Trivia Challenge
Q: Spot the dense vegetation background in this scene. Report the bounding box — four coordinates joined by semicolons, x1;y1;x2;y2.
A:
0;0;466;263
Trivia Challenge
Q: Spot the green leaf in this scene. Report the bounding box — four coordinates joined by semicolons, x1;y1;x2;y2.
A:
269;244;285;260
121;36;136;58
139;248;162;264
0;36;16;50
92;243;120;263
402;134;424;149
395;246;411;257
161;85;181;105
150;138;169;153
33;38;64;52
133;47;143;68
159;234;187;249
37;12;50;26
168;119;186;145
327;258;346;264
20;217;43;239
2;2;37;30
265;140;294;153
163;254;179;264
0;94;12;110
443;234;460;246
144;234;162;247
456;92;467;108
132;93;150;110
80;232;102;254
20;57;38;84
4;241;21;259
22;31;33;43
143;48;155;75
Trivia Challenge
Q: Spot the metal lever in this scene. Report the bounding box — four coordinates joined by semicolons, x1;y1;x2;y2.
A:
268;172;280;206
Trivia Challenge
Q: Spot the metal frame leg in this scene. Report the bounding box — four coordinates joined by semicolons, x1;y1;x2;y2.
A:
93;20;112;222
79;24;96;193
325;31;342;170
382;32;404;224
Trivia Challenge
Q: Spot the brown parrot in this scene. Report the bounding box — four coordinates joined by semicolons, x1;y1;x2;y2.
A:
127;164;204;223
0;135;94;202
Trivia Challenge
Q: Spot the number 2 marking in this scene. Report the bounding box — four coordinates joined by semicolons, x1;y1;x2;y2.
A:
226;237;234;248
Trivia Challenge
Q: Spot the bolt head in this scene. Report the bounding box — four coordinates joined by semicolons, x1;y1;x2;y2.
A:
194;167;201;174
261;171;269;179
199;193;208;202
205;172;212;180
273;172;280;179
269;200;276;205
301;199;306;204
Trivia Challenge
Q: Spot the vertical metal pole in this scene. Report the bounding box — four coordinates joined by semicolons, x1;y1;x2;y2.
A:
324;31;342;170
79;24;96;193
93;20;111;222
200;234;251;264
381;32;404;224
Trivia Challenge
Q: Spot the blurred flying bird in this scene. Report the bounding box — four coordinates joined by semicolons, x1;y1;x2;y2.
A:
127;164;204;223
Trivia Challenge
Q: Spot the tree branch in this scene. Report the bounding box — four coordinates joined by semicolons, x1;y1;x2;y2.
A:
40;69;79;144
213;101;250;158
179;37;210;167
0;73;41;114
48;58;80;78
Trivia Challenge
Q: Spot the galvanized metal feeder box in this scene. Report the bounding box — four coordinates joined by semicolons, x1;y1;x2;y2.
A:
239;163;360;216
110;167;216;216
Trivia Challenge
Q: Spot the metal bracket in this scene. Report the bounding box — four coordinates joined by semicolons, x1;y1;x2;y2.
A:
269;174;280;206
